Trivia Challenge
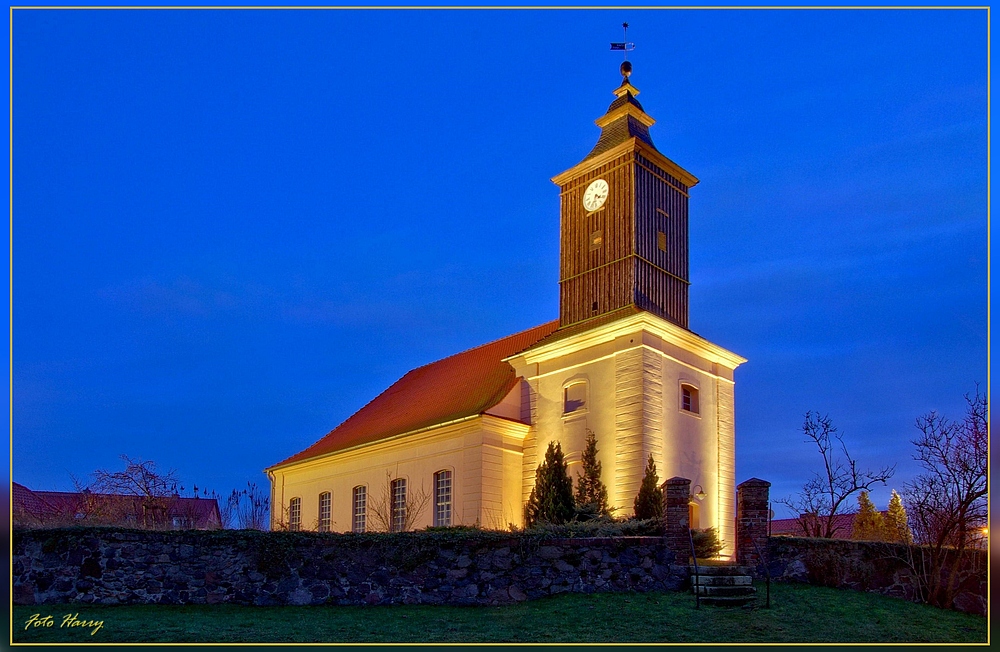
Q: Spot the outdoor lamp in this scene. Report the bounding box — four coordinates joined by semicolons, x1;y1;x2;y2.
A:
692;485;707;501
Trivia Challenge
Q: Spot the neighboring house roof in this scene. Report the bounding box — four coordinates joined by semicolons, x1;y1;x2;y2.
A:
770;512;888;539
13;483;222;529
12;482;59;521
272;320;561;468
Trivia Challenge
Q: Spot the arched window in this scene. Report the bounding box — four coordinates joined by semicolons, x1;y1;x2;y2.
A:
564;381;587;414
681;384;699;414
318;492;332;532
352;485;367;533
434;470;453;527
391;478;407;532
288;497;301;532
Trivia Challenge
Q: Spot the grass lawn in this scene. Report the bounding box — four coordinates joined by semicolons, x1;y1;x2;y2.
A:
12;582;987;644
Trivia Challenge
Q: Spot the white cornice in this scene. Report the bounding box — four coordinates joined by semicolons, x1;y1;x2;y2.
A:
522;343;736;386
266;414;532;475
510;312;747;370
267;414;482;474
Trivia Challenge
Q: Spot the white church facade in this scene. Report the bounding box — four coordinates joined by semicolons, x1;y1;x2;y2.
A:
266;61;745;557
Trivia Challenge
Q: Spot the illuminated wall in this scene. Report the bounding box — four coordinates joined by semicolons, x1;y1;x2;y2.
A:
269;415;529;532
510;311;744;558
270;310;743;557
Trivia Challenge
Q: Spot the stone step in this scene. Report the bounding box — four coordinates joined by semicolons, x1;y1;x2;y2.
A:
688;565;753;576
691;574;753;586
700;594;757;607
694;585;757;597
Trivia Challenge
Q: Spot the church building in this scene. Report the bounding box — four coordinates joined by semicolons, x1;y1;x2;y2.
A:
266;60;746;556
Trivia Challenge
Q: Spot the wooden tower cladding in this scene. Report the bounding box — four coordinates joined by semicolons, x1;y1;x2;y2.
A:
553;73;698;330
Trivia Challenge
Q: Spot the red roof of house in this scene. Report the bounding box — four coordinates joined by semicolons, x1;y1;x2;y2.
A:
12;482;59;520
770;512;887;539
37;491;216;519
273;320;560;468
13;483;222;529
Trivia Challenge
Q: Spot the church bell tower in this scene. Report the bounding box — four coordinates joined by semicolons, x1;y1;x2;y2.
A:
553;61;698;329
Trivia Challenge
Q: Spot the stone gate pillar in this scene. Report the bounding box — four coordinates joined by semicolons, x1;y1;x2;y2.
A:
662;477;691;561
736;478;771;571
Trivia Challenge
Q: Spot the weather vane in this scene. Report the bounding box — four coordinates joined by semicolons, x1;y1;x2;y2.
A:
610;22;635;61
610;22;635;79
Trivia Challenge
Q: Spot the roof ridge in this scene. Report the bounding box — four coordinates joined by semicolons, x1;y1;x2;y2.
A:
270;319;561;469
32;489;213;500
337;319;558;426
12;482;61;516
406;320;560;373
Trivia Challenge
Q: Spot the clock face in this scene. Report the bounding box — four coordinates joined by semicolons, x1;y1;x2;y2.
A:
582;179;609;212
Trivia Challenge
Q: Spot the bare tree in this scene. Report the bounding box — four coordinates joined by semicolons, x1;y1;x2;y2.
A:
50;474;133;527
901;388;988;608
213;482;271;530
91;455;179;497
217;489;241;530
271;500;291;532
89;455;180;528
367;471;431;533
907;389;988;548
777;412;895;538
237;482;271;530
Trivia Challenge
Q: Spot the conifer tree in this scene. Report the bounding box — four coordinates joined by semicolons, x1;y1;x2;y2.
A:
851;490;886;541
524;441;574;526
574;429;610;517
633;454;664;520
523;486;539;528
885;489;913;544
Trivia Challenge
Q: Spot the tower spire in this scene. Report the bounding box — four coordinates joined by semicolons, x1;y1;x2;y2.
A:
552;28;698;329
574;24;651;163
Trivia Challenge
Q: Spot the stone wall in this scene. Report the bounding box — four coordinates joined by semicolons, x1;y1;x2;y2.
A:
13;528;688;607
766;536;987;616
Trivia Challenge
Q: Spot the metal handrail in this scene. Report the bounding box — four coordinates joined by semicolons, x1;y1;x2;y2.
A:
748;522;772;608
688;527;700;609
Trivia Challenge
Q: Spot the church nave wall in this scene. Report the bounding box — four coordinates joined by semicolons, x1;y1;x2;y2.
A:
269;416;529;533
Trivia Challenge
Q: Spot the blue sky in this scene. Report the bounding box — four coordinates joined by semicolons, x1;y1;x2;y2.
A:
9;8;988;518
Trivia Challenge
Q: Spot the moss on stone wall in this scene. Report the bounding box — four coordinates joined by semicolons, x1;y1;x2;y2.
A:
13;523;683;608
766;536;986;616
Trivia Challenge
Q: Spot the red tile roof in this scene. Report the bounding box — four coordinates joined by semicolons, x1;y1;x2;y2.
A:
272;320;561;468
770;512;887;539
12;482;59;521
13;483;222;529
